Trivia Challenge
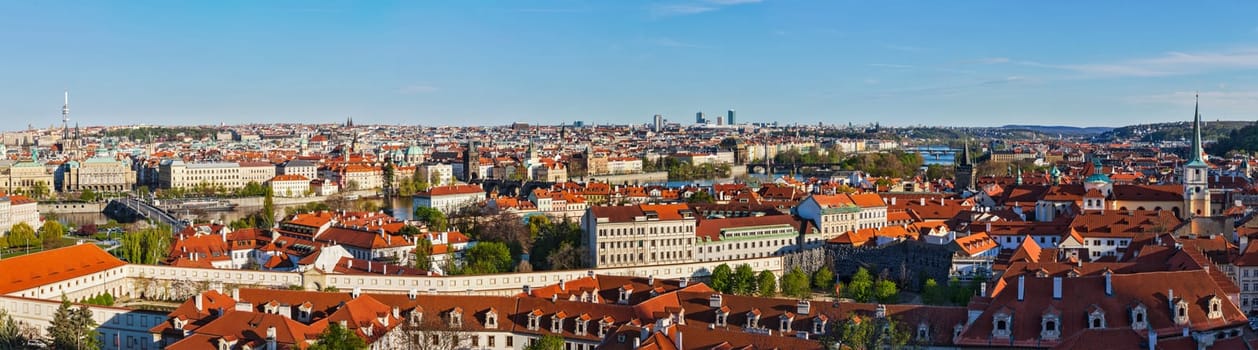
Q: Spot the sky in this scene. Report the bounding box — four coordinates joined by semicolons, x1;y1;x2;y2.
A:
2;1;1258;130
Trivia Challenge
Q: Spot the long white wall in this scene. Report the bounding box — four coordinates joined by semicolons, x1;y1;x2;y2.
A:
0;296;165;350
121;257;784;296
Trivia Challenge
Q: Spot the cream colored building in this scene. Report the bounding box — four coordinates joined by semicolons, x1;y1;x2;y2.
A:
61;157;137;192
158;160;277;190
0;160;54;195
582;203;697;268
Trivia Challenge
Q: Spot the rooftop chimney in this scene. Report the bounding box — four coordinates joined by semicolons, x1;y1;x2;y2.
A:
195;293;204;311
1105;271;1113;296
1148;329;1157;350
1052;277;1062;300
796;300;811;315
675;330;683;350
1017;275;1025;301
559;279;566;291
680;277;689;288
1243;236;1250;253
978;282;987;297
709;294;722;308
352;287;361;299
266;326;277;350
648;275;655;286
523;285;532;295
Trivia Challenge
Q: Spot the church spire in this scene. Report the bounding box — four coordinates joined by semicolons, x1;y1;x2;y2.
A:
1188;93;1205;165
960;140;972;166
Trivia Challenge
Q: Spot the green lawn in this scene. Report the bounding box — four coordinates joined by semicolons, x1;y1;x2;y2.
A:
0;237;89;259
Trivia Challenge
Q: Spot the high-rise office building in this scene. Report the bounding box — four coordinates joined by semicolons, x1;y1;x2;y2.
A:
727;109;736;125
653;114;663;132
695;111;706;124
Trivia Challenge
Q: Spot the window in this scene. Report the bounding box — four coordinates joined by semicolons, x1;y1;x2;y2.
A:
506;336;513;347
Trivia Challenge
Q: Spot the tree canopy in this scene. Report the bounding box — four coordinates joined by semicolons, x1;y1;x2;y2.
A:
780;267;811;299
459;241;514;275
308;323;367;350
48;296;99;350
525;334;564;350
710;264;733;294
413;207;449;232
757;270;778;297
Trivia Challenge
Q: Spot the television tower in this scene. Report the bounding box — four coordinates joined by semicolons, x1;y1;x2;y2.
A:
61;90;70;141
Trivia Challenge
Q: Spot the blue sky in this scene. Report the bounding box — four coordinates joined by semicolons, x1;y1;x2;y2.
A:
2;1;1258;129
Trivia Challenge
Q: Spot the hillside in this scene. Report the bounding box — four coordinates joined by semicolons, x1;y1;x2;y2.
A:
1099;120;1252;142
1000;125;1113;135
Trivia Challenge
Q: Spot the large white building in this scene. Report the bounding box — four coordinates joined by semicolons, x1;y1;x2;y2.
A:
694;215;806;262
413;184;486;214
60;157;136;192
0;194;39;234
795;193;887;246
158;160;277;190
582;203;697;268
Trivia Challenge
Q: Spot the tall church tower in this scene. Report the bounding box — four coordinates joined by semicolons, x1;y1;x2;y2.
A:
1182;94;1210;218
955;140;976;192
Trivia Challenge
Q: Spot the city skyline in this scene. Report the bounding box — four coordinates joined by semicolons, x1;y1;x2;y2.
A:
3;1;1258;130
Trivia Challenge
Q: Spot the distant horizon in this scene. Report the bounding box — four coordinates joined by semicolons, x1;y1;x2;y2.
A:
3;1;1256;129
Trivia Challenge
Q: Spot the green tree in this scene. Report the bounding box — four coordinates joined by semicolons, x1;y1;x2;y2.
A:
0;308;30;348
118;225;173;264
526;334;564;350
811;266;835;291
261;188;276;228
29;181;50;200
845;268;875;302
922;278;945;305
686;190;715;204
48;296;99;350
756;270;778;297
462;241;513;275
780;267;811;299
7;222;38;250
831;313;910;350
80;189;98;202
413;237;432;271
873;279;899;303
732;264;758;295
39;220;67;250
413;207;449;232
710;264;733;293
308;322;367;350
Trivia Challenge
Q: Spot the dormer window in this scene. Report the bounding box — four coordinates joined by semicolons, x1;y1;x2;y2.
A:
618;286;632;305
527;311;541;331
410;308;424;326
576;315;590;335
746;309;761;329
551;312;566;333
599;317;614;337
485;309;499;329
1130;303;1148;330
1087;307;1106;329
1173;299;1190;325
1207;296;1224;319
812;316;828;334
1041;310;1061;340
917;323;930;341
779;313;794;332
448;307;463;328
993;311;1012;338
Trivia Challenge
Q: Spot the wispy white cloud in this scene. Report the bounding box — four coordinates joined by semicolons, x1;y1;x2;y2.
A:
975;57;1011;64
650;0;762;17
1014;48;1258;78
397;85;438;94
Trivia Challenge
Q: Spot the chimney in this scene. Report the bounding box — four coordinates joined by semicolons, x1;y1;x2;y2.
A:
674;330;683;350
195;293;204;311
796;300;811;315
709;294;722;308
985;222;991;233
648;275;655;286
266;326;277;350
1017;275;1025;301
1148;329;1157;350
891;197;896;205
232;288;240;301
383;264;388;275
1182;327;1189;337
1052;277;1062;300
352;287;361;299
1243;235;1250;253
368;261;372;273
1168;289;1174;304
978;282;987;297
559;279;566;291
392;306;400;319
1102;270;1112;295
680;277;689;288
523;285;532;295
347;260;352;269
920;198;925;206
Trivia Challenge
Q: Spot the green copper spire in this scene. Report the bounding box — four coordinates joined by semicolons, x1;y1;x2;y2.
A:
1186;93;1207;167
